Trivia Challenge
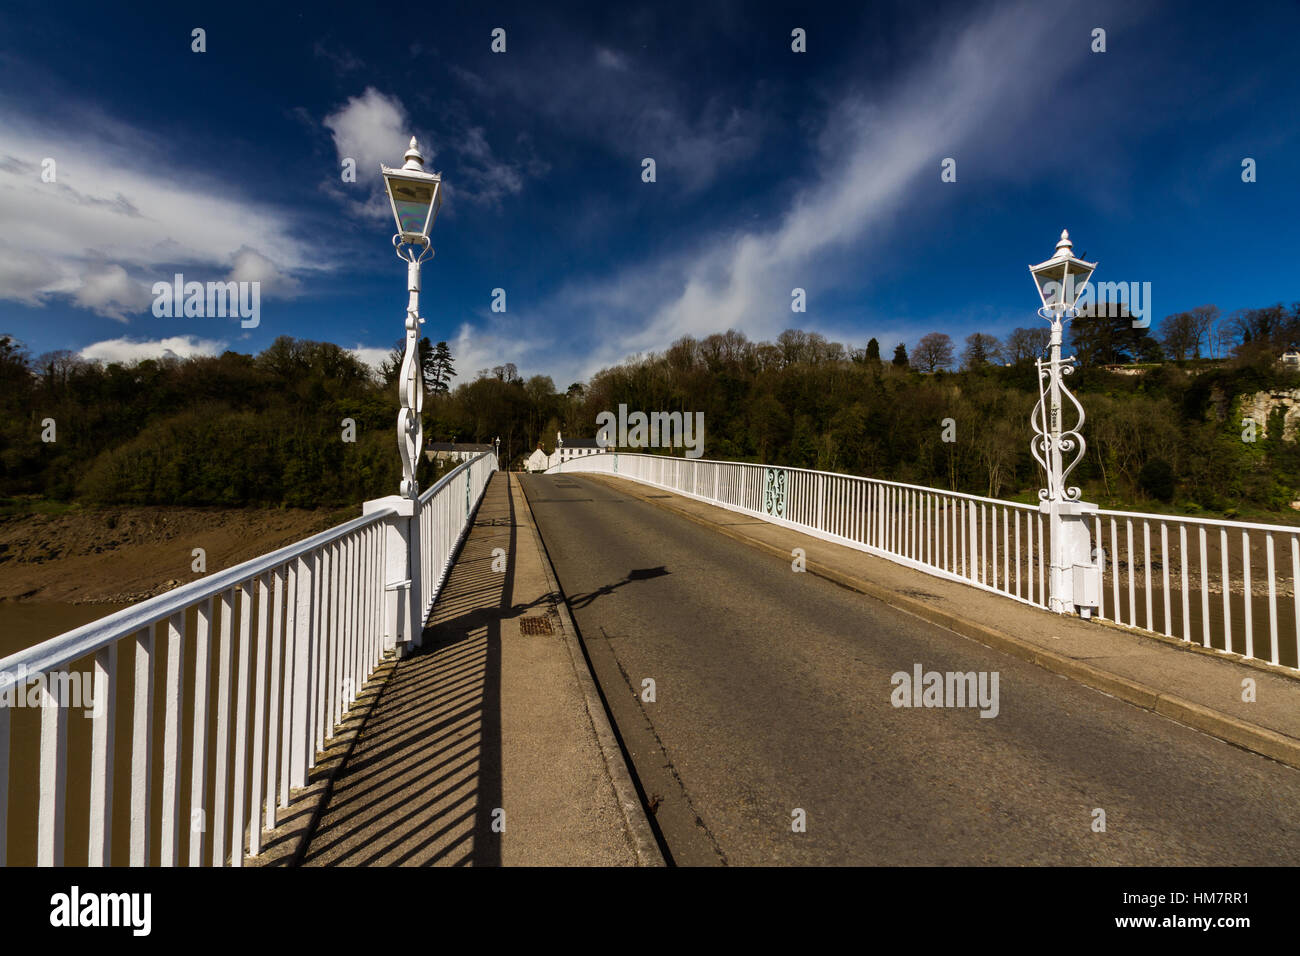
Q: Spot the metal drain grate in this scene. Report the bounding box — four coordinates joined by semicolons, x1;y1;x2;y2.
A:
518;615;554;635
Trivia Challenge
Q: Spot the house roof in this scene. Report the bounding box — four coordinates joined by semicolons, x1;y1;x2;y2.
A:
561;438;604;448
427;442;493;452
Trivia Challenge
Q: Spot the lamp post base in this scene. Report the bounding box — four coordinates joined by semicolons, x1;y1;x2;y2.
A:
364;495;423;653
1040;498;1100;616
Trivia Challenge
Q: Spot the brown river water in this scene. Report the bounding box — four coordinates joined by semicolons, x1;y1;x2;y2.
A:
1;602;132;866
0;601;130;660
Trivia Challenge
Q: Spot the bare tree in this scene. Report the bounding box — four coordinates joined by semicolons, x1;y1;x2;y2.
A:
911;332;954;373
962;332;1002;369
1208;312;1236;359
1186;304;1218;359
1159;312;1197;361
1004;327;1050;364
777;329;809;366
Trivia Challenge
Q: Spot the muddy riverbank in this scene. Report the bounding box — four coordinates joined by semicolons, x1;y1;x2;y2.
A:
0;504;354;606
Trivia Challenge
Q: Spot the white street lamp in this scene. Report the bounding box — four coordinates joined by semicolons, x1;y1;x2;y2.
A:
383;137;443;244
1028;230;1101;617
358;138;443;659
1029;229;1095;316
382;137;443;499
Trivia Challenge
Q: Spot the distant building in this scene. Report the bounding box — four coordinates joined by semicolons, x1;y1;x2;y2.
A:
556;438;604;462
524;447;550;472
1280;350;1300;370
525;433;608;472
426;442;493;463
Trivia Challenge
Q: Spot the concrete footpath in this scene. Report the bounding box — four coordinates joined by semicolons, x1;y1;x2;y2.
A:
587;474;1300;773
283;471;659;866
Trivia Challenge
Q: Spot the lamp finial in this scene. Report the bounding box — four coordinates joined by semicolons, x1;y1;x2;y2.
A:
402;137;425;171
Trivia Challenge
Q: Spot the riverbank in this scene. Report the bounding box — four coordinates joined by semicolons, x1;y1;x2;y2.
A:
0;504;355;604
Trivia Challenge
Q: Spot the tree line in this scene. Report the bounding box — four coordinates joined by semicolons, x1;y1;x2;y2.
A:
3;299;1298;516
904;302;1299;373
0;335;419;508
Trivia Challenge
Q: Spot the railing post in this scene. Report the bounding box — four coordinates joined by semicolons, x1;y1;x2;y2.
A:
290;555;314;791
816;474;824;530
364;495;422;655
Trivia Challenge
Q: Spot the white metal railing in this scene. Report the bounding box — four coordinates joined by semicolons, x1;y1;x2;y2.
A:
419;452;497;623
0;452;495;867
549;453;1300;671
1094;508;1300;669
549;453;1051;610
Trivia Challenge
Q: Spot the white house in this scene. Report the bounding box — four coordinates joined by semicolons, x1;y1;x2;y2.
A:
526;433;608;471
426;442;493;463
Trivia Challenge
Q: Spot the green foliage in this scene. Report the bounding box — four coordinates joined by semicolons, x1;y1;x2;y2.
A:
559;329;1300;518
1070;306;1163;365
1;336;404;508
7;320;1300;519
1138;458;1176;501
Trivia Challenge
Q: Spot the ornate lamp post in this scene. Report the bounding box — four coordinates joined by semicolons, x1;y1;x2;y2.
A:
362;138;442;657
1028;230;1102;617
494;436;500;467
381;137;443;499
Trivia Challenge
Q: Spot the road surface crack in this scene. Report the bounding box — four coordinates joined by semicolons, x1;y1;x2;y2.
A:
602;627;729;866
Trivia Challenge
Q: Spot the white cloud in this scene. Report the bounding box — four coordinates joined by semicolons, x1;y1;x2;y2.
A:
351;327;541;387
79;335;228;363
70;264;153;322
449;321;542;384
323;87;415;221
349;344;393;376
324;87;415;175
226;246;302;298
0;108;312;322
322;88;536;211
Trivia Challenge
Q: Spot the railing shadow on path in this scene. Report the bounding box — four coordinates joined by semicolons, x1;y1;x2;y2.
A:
300;472;546;866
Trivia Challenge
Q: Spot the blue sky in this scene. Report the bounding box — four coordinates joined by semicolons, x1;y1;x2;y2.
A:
1;0;1297;386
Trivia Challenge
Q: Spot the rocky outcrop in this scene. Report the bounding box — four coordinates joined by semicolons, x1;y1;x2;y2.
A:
1239;389;1300;441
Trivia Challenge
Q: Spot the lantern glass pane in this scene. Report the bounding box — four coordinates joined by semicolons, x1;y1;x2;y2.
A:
1033;263;1067;308
1064;261;1094;305
389;180;435;236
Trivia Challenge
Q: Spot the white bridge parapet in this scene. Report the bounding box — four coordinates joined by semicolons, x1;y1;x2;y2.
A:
0;452;496;867
547;453;1300;672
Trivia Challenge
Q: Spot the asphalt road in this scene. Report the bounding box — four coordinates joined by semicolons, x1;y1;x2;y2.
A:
522;473;1300;866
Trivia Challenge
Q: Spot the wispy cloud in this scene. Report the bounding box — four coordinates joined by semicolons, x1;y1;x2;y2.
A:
313;40;364;74
501;1;1104;381
0;106;309;322
453;126;546;206
467;42;764;194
